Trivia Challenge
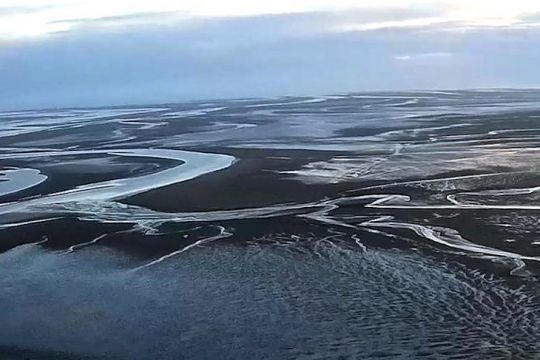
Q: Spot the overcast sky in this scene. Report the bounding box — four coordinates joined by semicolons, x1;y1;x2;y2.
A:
1;0;540;110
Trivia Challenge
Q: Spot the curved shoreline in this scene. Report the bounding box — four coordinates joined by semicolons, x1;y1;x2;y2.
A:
0;168;48;197
0;148;235;215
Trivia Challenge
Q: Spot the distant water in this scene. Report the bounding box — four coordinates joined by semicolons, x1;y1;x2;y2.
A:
1;90;540;359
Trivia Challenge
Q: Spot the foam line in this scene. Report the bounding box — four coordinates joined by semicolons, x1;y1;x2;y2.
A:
364;221;540;262
63;234;108;254
133;226;232;270
0;217;61;230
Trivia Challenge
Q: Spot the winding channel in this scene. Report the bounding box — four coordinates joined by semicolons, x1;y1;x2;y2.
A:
0;148;236;214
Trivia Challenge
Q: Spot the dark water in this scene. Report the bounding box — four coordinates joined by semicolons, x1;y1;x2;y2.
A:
1;90;540;359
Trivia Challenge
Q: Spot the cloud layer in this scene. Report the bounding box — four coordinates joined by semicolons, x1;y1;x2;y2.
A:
1;1;540;110
2;0;540;39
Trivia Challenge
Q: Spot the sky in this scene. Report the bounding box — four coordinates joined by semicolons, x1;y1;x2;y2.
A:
1;0;540;110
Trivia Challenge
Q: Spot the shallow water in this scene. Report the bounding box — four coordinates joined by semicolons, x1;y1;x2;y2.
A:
1;90;540;359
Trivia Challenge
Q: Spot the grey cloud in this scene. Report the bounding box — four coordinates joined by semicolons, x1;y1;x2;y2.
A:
1;11;540;110
515;11;540;28
50;11;189;26
0;5;55;17
47;5;446;38
518;12;540;21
